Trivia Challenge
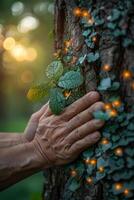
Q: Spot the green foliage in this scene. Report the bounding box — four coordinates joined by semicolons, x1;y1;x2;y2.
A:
28;61;84;114
58;71;84;89
87;52;100;62
49;88;65;115
29;0;134;199
46;60;64;81
27;83;52;101
93;111;110;121
68;179;81;192
98;78;120;91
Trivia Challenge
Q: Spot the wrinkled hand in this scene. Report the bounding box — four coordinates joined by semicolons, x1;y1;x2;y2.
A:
24;102;51;142
32;91;105;169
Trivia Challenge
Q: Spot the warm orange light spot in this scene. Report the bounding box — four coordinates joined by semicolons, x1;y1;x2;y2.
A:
104;103;112;110
3;37;15;50
102;64;111;72
11;44;26;62
109;109;118;117
122;70;132;79
64;90;71;98
53;50;61;58
92;36;97;42
115;183;123;190
82;10;90;17
71;170;77;177
101;138;109;145
124;189;129;195
112;100;121;108
64;40;72;48
98;166;104;173
86;177;93;184
90;159;97;165
115;147;123;156
84;158;90;165
71;56;77;64
88;18;94;25
64;47;68;54
73;7;82;17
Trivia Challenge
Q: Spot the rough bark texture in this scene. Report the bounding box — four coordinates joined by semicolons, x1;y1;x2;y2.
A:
42;0;134;199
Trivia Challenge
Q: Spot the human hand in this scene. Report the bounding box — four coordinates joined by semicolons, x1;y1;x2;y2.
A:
24;102;52;142
32;91;105;169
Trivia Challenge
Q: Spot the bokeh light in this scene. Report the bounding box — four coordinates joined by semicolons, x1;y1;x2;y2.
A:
10;44;27;62
18;16;39;33
3;37;16;50
25;48;37;62
11;1;24;16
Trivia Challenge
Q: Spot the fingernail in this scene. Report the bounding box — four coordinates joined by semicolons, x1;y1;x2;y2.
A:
94;103;105;111
94;119;104;127
92;132;101;140
90;91;99;98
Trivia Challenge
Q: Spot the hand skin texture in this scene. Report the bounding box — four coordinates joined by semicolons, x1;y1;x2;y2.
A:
0;91;104;191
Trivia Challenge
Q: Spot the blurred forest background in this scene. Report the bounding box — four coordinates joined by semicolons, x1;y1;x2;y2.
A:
0;0;54;199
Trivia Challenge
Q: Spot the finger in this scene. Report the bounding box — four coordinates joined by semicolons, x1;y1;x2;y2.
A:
69;131;100;155
67;102;104;132
39;101;52;120
61;91;100;120
66;119;104;144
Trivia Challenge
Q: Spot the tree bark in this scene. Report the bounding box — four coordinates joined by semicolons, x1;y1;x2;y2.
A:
42;0;134;199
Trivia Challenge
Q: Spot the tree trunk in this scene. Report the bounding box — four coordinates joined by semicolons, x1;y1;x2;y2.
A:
42;0;134;199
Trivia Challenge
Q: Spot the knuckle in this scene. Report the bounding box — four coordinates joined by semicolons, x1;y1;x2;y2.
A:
62;105;77;120
76;113;81;121
75;128;80;139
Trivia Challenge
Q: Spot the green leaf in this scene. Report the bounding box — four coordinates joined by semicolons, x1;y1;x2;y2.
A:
82;29;91;37
85;39;95;48
76;163;85;176
110;9;121;21
101;142;112;152
110;82;120;91
96;171;106;181
113;29;126;37
83;148;94;158
97;157;107;168
87;52;100;63
127;122;134;130
123;38;134;47
107;23;117;30
49;88;65;115
27;83;52;101
93;111;110;121
58;71;84;89
68;179;80;192
98;78;112;91
46;60;64;81
95;18;104;26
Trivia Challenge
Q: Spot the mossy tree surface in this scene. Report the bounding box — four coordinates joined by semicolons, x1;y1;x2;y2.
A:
42;0;134;200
